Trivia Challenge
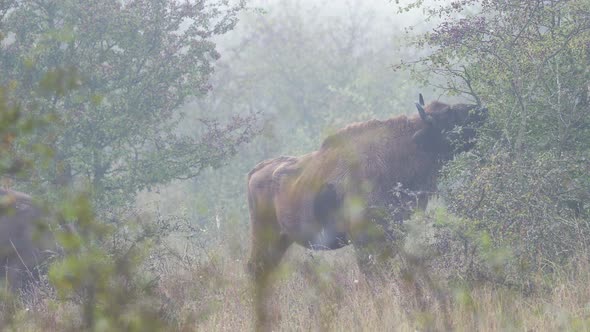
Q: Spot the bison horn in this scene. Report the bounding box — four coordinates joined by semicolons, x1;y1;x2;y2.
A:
419;93;425;106
415;103;433;124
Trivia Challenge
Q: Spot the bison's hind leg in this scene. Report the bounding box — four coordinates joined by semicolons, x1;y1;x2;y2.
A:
247;207;292;331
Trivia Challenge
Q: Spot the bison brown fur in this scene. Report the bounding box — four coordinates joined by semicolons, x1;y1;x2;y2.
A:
0;189;59;291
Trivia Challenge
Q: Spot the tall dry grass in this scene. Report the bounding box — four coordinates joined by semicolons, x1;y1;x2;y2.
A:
4;219;590;331
172;236;590;331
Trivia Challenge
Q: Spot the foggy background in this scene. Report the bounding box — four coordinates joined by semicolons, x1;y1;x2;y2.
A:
142;0;439;234
1;0;588;330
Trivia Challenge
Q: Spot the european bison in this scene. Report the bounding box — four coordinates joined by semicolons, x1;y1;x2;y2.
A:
0;188;59;291
247;94;487;329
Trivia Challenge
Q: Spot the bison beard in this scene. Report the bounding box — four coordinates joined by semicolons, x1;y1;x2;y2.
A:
247;94;487;330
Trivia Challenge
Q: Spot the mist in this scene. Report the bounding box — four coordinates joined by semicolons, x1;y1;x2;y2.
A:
1;0;589;330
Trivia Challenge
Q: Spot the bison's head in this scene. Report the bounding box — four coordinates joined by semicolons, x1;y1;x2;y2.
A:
412;94;487;156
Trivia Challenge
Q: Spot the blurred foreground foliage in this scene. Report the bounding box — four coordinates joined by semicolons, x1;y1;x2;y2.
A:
0;52;175;332
0;0;253;330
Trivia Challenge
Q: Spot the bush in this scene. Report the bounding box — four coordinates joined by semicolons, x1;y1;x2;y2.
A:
399;0;590;286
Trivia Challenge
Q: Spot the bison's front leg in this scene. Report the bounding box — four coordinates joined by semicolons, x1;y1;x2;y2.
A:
351;208;449;327
350;208;398;312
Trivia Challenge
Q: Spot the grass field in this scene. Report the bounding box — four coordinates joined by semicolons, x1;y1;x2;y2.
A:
3;218;590;331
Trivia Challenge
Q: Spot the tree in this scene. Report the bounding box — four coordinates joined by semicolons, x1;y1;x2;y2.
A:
400;0;590;281
0;22;206;329
0;0;258;212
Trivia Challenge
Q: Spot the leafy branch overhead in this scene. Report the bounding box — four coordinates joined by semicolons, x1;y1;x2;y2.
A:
0;0;257;208
406;0;590;149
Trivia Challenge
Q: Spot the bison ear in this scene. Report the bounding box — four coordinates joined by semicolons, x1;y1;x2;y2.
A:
419;93;425;106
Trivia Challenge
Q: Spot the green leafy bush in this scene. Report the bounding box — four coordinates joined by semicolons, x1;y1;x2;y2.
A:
401;0;590;285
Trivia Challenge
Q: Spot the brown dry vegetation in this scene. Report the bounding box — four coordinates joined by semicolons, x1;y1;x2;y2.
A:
194;234;590;331
4;209;590;332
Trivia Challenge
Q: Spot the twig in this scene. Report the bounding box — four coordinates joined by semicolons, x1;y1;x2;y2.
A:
10;239;36;284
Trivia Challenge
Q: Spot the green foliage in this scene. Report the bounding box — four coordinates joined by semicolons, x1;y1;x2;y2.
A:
0;58;174;332
402;0;590;283
47;193;174;331
0;61;72;179
0;0;257;211
0;1;256;329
